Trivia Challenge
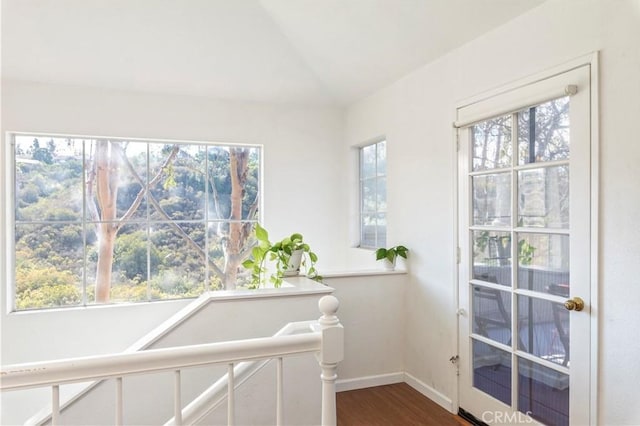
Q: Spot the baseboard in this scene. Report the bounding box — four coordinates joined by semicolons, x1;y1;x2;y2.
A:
403;372;454;413
336;372;404;392
336;371;454;415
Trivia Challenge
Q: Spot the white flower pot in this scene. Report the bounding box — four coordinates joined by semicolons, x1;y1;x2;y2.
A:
282;249;303;276
382;257;396;271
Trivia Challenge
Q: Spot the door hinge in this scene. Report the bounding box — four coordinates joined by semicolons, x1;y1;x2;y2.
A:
449;355;459;364
456;247;461;264
456;132;460;152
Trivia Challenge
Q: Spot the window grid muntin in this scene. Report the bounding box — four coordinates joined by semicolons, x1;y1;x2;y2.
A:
11;133;261;311
467;98;572;409
359;140;386;249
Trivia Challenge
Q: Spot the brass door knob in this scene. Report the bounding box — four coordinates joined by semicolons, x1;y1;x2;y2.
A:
564;297;585;311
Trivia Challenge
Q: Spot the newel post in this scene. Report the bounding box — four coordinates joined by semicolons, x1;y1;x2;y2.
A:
317;295;344;426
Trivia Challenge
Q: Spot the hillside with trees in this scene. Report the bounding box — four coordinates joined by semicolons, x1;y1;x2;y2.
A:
14;136;260;310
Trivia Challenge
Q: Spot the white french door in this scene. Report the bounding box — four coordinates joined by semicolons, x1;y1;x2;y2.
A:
457;64;594;426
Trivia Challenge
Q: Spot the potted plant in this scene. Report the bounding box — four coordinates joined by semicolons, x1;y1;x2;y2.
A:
375;245;409;271
242;224;322;288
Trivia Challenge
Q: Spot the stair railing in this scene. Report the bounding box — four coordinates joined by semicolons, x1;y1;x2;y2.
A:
1;295;343;426
165;319;316;425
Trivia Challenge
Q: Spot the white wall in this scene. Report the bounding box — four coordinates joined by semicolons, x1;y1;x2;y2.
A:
325;273;407;386
345;0;640;424
0;80;410;423
0;79;348;264
0;80;349;347
0;79;349;387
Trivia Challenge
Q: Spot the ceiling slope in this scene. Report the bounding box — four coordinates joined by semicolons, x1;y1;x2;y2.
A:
259;0;546;103
1;0;544;106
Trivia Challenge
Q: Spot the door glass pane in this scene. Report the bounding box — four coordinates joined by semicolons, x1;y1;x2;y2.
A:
518;97;570;165
517;233;569;293
517;295;570;366
473;339;511;405
518;358;569;426
472;231;511;286
518;166;569;229
472;286;511;346
473;173;511;227
472;115;512;171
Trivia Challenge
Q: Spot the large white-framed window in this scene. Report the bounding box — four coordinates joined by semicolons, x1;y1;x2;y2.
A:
9;133;261;311
359;139;386;249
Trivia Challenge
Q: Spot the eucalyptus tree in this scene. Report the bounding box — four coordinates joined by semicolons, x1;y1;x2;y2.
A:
86;141;258;302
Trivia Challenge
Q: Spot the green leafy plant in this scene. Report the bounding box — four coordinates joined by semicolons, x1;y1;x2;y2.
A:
375;245;409;263
242;224;322;288
518;239;536;265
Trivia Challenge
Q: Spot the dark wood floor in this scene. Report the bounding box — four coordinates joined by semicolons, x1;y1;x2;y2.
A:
337;383;470;426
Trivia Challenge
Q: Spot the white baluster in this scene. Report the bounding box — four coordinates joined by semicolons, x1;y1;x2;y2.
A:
276;357;284;426
52;385;60;426
116;377;123;426
227;363;235;426
174;370;183;425
317;295;344;426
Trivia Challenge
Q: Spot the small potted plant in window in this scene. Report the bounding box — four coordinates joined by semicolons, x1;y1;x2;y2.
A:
242;224;322;288
375;245;409;271
271;233;319;277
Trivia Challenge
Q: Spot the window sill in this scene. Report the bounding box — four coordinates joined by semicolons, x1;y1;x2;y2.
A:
320;269;408;279
198;277;333;301
7;278;333;315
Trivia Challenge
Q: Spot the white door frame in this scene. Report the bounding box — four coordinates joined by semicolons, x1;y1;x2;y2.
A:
452;52;599;425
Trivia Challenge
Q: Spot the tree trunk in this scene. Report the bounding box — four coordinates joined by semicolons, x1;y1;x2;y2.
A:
223;148;249;289
95;223;117;301
93;140;120;302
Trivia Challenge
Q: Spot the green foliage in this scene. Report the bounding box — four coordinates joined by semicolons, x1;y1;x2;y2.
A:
375;245;409;263
13;139;261;309
17;284;81;310
269;233;321;286
162;163;177;190
45;207;79;222
518;239;536;265
32;147;53;164
15;266;81;309
472;233;536;266
108;282;159;302
20;184;40;204
149;273;206;299
114;231;161;280
242;224;322;288
241;223;273;289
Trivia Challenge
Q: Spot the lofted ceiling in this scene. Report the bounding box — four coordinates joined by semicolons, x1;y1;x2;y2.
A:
1;0;545;106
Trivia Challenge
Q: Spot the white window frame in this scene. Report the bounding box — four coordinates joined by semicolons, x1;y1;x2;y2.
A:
358;139;386;249
6;131;262;311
